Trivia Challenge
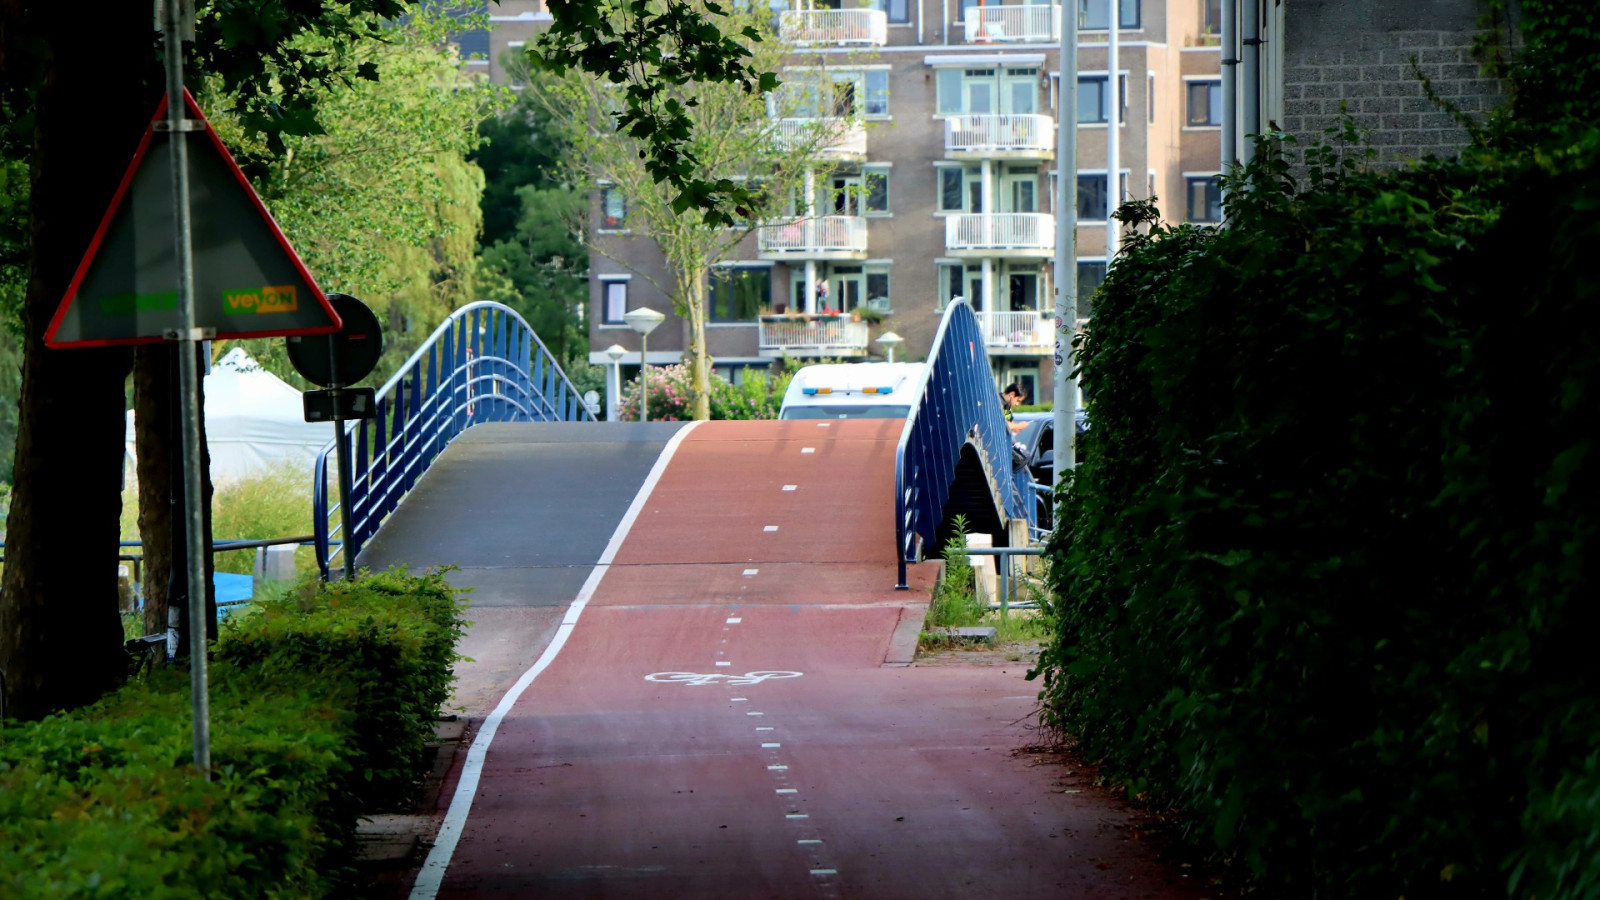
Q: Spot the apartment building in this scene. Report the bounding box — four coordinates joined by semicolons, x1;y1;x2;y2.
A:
574;1;1223;410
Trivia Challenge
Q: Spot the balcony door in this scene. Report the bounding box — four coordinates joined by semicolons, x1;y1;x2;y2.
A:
829;265;864;313
1001;166;1038;213
831;173;864;216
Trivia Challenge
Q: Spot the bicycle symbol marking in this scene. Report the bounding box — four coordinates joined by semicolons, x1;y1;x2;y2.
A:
644;670;804;687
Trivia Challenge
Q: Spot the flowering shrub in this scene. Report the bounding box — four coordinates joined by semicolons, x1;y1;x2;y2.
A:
614;364;792;421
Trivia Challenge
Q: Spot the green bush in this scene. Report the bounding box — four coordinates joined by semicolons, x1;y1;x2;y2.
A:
217;567;468;810
614;363;792;421
1034;130;1599;900
0;568;466;896
929;515;984;628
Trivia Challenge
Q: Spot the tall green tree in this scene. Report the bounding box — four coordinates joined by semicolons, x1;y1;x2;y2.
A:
538;2;834;419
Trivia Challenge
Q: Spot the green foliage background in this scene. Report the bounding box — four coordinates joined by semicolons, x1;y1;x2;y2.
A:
1035;12;1600;890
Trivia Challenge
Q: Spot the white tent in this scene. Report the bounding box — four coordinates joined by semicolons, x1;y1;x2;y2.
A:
125;347;335;485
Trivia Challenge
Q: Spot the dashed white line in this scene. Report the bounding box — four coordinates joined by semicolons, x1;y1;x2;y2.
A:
743;568;759;576
786;814;809;820
761;742;781;748
798;839;823;845
768;765;788;771
801;447;815;454
782;484;798;491
726;617;742;624
747;712;765;716
763;525;779;532
731;697;748;702
715;661;732;667
776;788;798;794
811;868;838;876
756;726;774;731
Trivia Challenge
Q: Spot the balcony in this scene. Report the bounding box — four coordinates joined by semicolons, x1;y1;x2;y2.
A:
758;216;868;260
944;213;1055;258
963;4;1058;43
977;310;1051;355
779;9;888;46
757;315;870;358
944;114;1054;159
771;117;868;161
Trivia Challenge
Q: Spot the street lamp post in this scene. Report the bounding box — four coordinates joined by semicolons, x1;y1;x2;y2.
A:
605;343;626;420
622;307;665;422
876;331;903;363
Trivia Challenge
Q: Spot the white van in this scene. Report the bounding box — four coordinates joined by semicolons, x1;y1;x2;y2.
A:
777;362;925;420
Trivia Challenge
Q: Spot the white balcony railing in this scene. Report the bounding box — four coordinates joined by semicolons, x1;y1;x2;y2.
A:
944;114;1055;155
963;4;1059;43
945;213;1055;254
977;310;1051;351
758;316;870;355
771;118;868;159
758;216;868;256
780;9;889;46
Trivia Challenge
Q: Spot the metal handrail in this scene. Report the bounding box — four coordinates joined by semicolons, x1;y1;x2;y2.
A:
312;301;595;579
893;299;1032;588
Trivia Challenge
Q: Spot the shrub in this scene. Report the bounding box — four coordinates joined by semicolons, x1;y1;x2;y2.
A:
217;567;468;810
1034;129;1599;899
614;363;792;421
0;568;466;896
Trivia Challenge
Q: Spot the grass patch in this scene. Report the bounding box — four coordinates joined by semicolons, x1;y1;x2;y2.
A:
121;461;319;579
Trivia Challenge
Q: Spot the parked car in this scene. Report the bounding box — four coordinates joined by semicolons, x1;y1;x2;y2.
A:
1011;408;1088;484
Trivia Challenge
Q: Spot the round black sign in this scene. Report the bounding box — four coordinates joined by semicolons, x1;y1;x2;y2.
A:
286;293;383;387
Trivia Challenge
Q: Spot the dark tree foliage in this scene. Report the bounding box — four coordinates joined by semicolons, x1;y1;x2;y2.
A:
534;0;780;224
1034;3;1600;893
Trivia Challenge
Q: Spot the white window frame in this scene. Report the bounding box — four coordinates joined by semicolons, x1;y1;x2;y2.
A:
598;275;631;326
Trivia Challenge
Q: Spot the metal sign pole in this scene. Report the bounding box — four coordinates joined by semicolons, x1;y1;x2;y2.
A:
331;387;357;582
159;0;210;777
1053;0;1079;483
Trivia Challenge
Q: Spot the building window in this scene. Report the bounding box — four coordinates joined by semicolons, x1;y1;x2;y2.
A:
868;0;909;23
1075;172;1127;220
601;279;628;324
708;267;769;322
1187;175;1223;223
1201;0;1222;35
864;70;890;117
1187;80;1222;126
779;68;890;120
600;187;627;229
1076;260;1106;318
864;165;890;214
866;265;892;312
1076;75;1126;124
1148;74;1155;122
937;166;968;212
1078;0;1140;30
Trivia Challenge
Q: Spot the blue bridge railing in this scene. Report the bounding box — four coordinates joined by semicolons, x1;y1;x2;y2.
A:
313;301;595;579
893;299;1032;589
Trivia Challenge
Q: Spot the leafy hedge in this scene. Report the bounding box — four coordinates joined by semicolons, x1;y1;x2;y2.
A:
0;568;468;897
1034;130;1599;900
614;362;792;421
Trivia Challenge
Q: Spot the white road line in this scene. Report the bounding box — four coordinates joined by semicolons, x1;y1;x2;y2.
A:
763;525;779;532
801;447;815;453
782;484;797;491
726;616;742;624
715;661;732;667
761;742;781;748
731;697;748;702
748;711;765;716
743;568;759;576
798;839;823;845
756;726;774;731
786;814;809;820
408;421;702;900
776;788;798;794
811;868;838;876
768;765;788;771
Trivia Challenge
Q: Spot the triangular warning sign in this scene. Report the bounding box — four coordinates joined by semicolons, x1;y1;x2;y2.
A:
45;89;342;348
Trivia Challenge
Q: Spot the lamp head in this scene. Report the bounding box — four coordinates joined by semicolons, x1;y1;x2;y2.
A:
622;307;666;336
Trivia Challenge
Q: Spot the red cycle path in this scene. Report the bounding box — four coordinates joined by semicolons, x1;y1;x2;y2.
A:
425;421;1203;899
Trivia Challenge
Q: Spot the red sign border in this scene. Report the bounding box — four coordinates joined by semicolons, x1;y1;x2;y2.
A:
44;89;343;349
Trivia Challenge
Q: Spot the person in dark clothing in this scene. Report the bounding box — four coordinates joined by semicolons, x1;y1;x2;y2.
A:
1001;383;1027;421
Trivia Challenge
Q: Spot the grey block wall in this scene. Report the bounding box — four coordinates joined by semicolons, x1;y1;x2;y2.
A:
1281;0;1510;165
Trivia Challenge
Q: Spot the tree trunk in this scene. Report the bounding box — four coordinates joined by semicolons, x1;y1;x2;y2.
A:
681;267;713;421
0;4;157;719
134;344;217;644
